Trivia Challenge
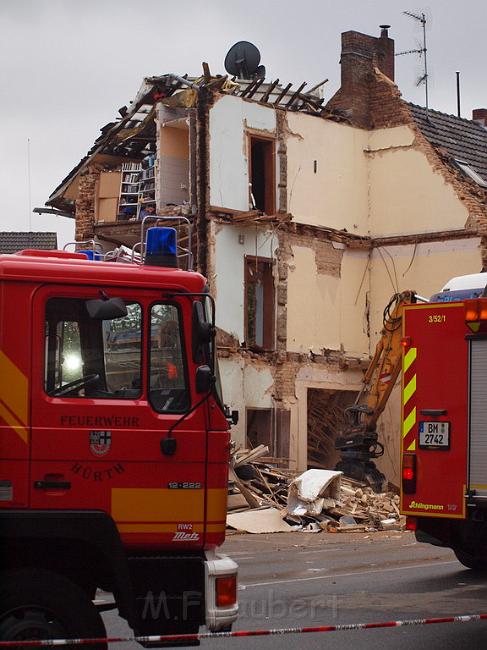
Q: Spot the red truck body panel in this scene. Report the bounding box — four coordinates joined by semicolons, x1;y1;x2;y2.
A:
401;301;468;519
0;252;229;551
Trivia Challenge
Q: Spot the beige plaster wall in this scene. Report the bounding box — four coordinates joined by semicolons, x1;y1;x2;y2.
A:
368;125;415;151
369;237;482;484
286;113;369;233
159;125;189;159
209;95;277;212
219;356;274;449
213;223;277;343
368;129;470;237
369;238;482;339
286;247;370;357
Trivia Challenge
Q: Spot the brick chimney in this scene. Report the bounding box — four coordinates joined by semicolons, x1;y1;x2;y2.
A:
340;26;394;89
326;26;397;128
473;109;487;128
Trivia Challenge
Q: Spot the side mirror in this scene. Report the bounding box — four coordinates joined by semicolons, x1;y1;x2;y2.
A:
192;301;214;364
196;365;215;393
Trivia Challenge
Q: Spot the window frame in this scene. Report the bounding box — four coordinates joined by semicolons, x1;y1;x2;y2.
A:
248;133;276;215
454;159;487;188
147;300;191;415
244;255;275;351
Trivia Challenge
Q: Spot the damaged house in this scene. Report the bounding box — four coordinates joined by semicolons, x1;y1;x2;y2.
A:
46;27;487;485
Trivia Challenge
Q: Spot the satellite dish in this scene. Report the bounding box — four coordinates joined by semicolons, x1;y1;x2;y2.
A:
224;41;262;79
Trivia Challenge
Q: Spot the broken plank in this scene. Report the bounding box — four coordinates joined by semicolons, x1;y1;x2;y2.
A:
260;78;280;103
229;467;260;509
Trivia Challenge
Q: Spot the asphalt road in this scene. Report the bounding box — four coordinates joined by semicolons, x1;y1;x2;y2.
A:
102;530;487;649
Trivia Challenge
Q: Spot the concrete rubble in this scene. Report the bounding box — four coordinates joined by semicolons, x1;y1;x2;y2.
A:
227;445;405;534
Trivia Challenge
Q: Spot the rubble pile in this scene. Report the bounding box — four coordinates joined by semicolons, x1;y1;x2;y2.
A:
227;445;404;534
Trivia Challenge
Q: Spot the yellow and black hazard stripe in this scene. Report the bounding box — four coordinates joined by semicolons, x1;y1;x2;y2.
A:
402;346;417;453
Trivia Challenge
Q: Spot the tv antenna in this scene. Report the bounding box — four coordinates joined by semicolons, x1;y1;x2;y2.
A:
396;11;429;116
224;41;266;80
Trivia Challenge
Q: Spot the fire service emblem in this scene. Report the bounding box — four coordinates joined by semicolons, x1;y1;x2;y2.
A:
89;430;112;456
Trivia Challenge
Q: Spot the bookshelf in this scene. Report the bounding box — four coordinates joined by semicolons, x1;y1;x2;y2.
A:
137;154;156;218
118;162;142;220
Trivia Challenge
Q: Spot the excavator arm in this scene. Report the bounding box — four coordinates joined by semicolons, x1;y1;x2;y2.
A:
335;291;416;491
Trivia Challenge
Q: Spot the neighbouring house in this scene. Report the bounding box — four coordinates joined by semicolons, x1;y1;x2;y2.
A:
45;26;487;485
0;232;57;254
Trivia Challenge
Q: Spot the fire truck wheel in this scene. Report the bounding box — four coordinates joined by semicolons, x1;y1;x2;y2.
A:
0;568;107;648
453;548;487;571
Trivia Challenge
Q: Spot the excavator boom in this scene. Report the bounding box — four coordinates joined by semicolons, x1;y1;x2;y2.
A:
335;291;416;490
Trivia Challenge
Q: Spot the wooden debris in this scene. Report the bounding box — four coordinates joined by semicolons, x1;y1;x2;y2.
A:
227;446;404;534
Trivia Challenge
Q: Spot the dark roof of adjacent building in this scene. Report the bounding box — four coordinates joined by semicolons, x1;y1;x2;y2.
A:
409;103;487;185
0;232;58;254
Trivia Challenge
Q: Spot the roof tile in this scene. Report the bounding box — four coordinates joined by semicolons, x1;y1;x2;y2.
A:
409;103;487;183
0;232;58;255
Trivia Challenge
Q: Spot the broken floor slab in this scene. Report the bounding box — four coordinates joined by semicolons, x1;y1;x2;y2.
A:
226;507;295;534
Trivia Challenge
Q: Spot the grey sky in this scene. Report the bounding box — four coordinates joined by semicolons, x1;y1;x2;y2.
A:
1;0;486;247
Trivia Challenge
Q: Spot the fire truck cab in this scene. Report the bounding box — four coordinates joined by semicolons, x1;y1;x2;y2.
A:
0;225;238;645
401;272;487;570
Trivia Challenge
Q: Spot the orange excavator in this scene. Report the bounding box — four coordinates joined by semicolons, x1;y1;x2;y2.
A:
335;291;417;491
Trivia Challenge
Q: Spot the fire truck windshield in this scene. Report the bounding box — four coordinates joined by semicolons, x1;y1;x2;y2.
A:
45;297;143;399
44;297;191;413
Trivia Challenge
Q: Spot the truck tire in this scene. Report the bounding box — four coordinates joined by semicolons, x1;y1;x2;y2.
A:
0;568;107;648
453;548;487;571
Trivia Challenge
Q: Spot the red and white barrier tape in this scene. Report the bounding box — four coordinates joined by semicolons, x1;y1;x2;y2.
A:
2;613;487;646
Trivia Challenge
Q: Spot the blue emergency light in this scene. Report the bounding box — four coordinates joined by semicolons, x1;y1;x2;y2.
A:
81;250;103;261
145;227;178;268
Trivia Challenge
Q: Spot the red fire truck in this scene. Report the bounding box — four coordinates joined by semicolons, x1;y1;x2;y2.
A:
400;273;487;570
0;223;238;645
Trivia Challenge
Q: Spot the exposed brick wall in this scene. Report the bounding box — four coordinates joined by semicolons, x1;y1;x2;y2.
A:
276;111;288;214
75;165;102;241
369;68;412;129
272;359;299;405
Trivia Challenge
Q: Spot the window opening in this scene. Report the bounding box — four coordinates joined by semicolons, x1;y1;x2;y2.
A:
249;137;275;214
246;408;273;452
245;256;274;350
307;389;358;469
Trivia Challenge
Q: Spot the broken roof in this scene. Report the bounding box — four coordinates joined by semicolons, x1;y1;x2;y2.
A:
46;72;327;211
0;232;58;254
409;103;487;185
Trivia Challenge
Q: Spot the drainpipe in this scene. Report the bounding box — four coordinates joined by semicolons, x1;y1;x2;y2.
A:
165;74;202;91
